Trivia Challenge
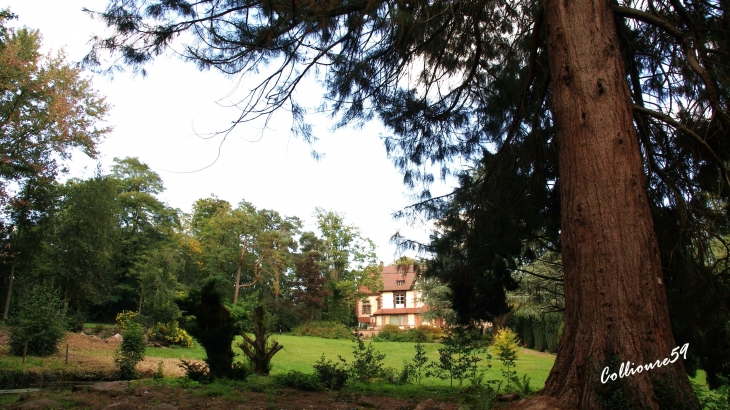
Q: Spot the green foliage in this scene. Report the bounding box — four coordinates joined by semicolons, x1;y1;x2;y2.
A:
229;361;252;381
374;325;435;343
178;359;210;382
154;360;164;380
313;354;349;390
291;321;352;339
417;325;445;340
65;309;86;333
377;324;403;340
492;328;520;391
691;374;730;410
272;371;325;391
177;279;237;379
114;322;146;380
410;342;430;385
8;283;66;356
339;331;386;383
147;321;193;348
228;292;260;332
239;305;283;375
115;310;139;331
0;9;109;202
427;327;488;388
46;176;120;309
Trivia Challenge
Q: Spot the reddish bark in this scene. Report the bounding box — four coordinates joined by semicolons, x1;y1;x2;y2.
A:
541;0;699;407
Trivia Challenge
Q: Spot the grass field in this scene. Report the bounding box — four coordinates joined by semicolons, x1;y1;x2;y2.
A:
146;334;556;388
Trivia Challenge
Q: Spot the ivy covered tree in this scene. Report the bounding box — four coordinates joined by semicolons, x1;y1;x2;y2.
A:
83;0;730;407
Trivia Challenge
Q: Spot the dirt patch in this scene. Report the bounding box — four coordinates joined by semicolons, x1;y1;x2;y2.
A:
4;384;463;409
137;358;197;378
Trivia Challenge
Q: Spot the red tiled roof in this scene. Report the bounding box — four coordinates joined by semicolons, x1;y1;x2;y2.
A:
360;265;417;293
373;306;429;315
358;317;372;323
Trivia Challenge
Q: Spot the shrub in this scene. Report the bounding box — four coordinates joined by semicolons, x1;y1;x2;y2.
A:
313;354;349;390
115;310;139;331
177;278;237;379
66;309;86;333
377;324;403;341
427;326;487;388
154;361;164;380
273;371;325;391
492;327;520;391
292;321;351;339
179;359;210;382
374;325;436;343
229;361;251;381
93;324;106;334
405;328;429;343
410;342;429;385
114;322;146;380
8;283;67;357
342;331;385;382
147;321;194;348
417;325;445;340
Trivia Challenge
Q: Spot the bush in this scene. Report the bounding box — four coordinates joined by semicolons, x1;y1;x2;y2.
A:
179;359;210;382
405;328;429;343
313;354;349;390
114;322;146;380
8;283;67;357
374;325;437;343
229;361;251;381
147;321;194;348
115;310;139;331
292;321;351;339
273;371;325;391
377;324;403;341
66;309;86;333
343;331;385;382
427;326;487;388
492;327;520;391
417;325;445;340
177;278;237;379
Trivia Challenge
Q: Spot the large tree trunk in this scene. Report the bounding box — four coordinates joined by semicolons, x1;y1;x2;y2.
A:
541;0;699;407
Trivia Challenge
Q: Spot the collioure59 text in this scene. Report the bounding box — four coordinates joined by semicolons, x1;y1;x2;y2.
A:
600;343;689;384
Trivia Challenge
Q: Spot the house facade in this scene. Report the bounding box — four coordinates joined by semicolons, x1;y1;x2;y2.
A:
356;264;444;330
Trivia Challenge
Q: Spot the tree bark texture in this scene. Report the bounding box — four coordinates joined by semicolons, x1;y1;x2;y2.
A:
541;0;699;407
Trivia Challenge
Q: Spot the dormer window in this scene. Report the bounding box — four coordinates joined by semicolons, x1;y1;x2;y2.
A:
397;280;404;286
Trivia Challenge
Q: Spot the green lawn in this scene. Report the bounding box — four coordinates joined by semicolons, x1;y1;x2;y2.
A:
149;334;557;388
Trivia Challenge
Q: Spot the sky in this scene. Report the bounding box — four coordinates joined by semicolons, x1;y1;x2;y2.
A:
6;1;457;262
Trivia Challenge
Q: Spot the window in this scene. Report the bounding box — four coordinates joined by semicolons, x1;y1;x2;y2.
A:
389;315;406;326
397;280;404;286
362;302;371;315
395;292;405;307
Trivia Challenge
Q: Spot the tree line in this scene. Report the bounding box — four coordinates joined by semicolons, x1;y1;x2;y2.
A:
0;156;383;330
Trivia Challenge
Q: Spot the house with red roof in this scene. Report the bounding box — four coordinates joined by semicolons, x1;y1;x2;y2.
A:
356;264;445;330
